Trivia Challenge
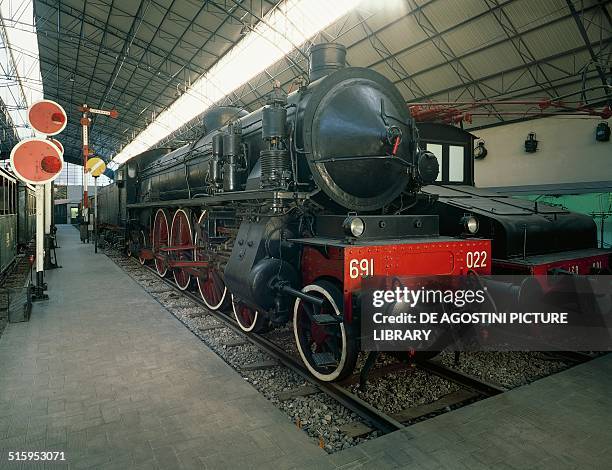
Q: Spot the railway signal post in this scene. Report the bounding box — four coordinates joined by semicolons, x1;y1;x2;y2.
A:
10;138;64;300
85;157;106;253
45;138;64;269
79;105;118;242
11;100;68;300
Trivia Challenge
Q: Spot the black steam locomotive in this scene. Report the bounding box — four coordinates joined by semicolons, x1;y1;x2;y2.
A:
95;43;610;381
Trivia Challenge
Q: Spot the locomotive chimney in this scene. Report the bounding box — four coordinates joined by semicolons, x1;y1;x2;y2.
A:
308;43;346;82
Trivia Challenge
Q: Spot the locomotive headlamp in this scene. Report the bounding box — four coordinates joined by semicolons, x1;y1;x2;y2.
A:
461;215;479;234
344;217;365;237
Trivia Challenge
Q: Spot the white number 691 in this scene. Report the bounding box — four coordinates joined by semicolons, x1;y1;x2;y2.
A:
349;258;374;279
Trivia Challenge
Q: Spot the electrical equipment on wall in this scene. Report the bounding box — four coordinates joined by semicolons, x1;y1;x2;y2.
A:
595;122;610;142
474;140;487;159
524;132;538;153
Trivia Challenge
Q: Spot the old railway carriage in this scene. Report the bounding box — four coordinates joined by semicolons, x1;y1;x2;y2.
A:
0;166;35;276
95;43;611;381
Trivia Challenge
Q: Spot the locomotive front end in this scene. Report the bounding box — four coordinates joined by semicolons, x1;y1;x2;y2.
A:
295;44;439;211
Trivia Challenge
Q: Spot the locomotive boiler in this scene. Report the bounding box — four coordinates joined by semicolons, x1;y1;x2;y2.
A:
96;43;611;382
124;43;438;211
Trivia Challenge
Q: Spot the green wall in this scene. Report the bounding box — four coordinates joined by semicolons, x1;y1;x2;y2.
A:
521;193;612;249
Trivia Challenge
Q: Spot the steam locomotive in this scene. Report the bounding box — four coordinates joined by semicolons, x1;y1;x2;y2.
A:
96;43;611;381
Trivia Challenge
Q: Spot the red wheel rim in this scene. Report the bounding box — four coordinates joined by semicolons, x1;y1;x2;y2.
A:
152;209;169;277
170;209;192;290
194;211;227;310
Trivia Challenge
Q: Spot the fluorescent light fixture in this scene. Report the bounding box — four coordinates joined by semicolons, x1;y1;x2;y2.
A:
0;0;44;139
112;0;361;164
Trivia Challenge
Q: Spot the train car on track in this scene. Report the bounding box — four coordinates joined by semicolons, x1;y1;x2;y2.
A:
415;122;611;277
96;43;611;381
0;165;35;276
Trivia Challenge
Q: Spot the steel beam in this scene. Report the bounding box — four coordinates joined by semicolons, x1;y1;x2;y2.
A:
566;0;611;99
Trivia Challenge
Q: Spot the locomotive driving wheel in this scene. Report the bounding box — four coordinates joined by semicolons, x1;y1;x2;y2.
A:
152;209;171;277
194;210;228;310
138;230;148;265
293;280;358;382
126;238;133;258
170;208;193;291
231;294;269;333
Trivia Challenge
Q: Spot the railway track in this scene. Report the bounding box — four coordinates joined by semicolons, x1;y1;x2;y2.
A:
110;251;516;442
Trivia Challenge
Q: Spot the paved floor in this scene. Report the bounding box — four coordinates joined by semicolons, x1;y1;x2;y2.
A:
333;353;612;469
0;225;610;469
0;226;328;469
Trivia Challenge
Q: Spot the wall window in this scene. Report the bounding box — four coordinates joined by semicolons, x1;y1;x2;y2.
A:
426;143;443;182
0;172;16;215
449;145;464;182
54;185;68;199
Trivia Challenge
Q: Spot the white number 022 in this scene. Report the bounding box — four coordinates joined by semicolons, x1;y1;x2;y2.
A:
349;258;374;279
466;251;487;269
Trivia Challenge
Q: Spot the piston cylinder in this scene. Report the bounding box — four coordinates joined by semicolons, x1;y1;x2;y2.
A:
222;124;242;192
223;127;241;157
262;106;287;140
223;155;238;192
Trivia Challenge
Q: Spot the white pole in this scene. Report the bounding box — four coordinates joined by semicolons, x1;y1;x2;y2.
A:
35;184;46;298
36;185;44;272
94;177;98;253
44;182;51;235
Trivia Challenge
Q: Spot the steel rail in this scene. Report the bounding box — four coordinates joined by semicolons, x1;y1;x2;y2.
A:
417;360;508;397
132;259;405;435
551;351;595;364
110;250;600;434
114;254;558;432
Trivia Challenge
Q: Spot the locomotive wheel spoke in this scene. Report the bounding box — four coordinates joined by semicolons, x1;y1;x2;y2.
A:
293;280;358;382
138;230;147;265
170;209;193;291
231;294;269;333
194;210;228;310
152;209;170;277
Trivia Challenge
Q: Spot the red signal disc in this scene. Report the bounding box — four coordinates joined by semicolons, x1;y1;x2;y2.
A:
48;137;64;155
27;100;67;135
10;138;64;185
